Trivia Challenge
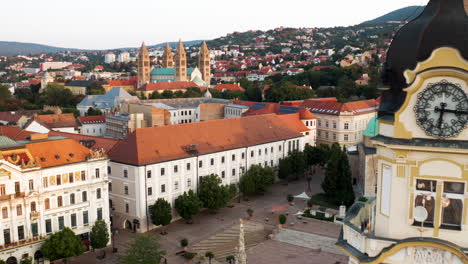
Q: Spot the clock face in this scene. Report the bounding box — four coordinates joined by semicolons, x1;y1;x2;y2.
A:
414;80;468;138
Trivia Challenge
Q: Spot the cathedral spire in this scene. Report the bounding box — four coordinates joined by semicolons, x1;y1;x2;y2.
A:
198;41;211;86
137;41;151;87
174;39;187;82
162;43;174;68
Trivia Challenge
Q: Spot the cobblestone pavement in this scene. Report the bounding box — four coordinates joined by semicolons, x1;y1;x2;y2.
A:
69;170;347;264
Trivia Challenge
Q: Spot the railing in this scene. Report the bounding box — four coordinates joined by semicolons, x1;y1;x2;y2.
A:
14;192;25;198
0;236;46;251
31;211;40;218
0;194;11;201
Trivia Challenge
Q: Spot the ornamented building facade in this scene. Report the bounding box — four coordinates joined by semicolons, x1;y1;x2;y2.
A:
0;134;110;263
107;114;306;232
337;1;468;263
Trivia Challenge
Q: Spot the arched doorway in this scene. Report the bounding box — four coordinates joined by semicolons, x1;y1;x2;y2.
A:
124;220;132;230
34;251;44;264
6;256;17;264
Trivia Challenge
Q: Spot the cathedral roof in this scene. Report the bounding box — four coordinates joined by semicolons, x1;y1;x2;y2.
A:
379;0;468;118
151;68;196;76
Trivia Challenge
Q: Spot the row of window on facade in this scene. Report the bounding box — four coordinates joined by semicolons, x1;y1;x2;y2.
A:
114;141;300;179
1;209;102;245
304;120;315;127
42;169;101;189
317;131;353;141
0;171;98;195
1;189;102;219
226;108;242;116
173;110;192;117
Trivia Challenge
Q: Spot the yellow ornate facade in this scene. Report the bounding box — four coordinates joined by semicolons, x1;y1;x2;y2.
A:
337;0;468;263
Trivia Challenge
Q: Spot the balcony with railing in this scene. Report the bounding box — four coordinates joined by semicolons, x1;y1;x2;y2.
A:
337;197;397;258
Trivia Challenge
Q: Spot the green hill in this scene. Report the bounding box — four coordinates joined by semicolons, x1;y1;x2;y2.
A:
361;6;424;25
0;41;85;56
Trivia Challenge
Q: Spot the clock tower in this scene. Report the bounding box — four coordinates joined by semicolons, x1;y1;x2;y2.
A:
337;1;468;263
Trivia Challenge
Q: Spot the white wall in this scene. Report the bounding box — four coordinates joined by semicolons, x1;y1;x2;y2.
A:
109;137;305;232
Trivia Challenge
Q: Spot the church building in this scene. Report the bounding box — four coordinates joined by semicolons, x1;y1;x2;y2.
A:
137;40;212;88
337;0;468;263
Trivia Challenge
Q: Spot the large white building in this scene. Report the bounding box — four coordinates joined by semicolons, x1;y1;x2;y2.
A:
117;52;130;63
0;134;110;263
104;53;116;64
107;114;306;232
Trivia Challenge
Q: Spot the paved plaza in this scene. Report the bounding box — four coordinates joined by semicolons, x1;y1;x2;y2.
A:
70;170;347;264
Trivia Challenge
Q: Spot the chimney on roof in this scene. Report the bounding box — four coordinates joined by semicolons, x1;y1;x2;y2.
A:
30;133;49;141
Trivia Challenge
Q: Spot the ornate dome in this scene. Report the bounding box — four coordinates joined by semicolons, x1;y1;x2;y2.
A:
379;0;468;118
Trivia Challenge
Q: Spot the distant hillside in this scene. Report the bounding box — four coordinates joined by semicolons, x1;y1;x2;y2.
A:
0;40;205;56
0;41;86;56
361;6;424;24
148;40;204;49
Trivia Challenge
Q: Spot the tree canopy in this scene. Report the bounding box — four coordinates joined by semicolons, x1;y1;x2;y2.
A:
119;234;166;264
41;227;85;262
149;198;172;227
239;165;275;195
198;174;234;211
174;190;203;222
90;220;110;250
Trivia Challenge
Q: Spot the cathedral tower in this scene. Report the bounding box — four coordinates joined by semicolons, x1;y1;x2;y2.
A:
198;41;211;86
137;42;151;87
174;40;187;82
162;43;174;68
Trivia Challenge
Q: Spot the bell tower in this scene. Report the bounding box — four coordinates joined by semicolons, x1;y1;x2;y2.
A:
137;42;150;87
174;40;187;82
198;41;211;86
162;43;174;68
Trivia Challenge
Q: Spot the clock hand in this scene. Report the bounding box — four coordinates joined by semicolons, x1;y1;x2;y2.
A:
441;109;468;115
434;103;447;129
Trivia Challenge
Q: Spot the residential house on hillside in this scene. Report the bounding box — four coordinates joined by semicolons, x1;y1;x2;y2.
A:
77;87;138;116
212;83;245;92
24;113;79;134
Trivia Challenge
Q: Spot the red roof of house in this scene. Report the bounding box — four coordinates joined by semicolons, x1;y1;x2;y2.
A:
0;126;36;140
107;77;137;87
138;81;199;92
108;114;303;166
213;83;245;92
26;113;78;129
276;113;310;133
78;115;106;125
298;108;316;120
0;112;24;123
48;131;119;152
301;99;378;116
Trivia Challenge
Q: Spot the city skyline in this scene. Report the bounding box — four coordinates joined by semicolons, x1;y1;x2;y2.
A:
2;0;428;50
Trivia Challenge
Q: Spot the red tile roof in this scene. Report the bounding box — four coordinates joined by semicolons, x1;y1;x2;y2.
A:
108;114;303;166
78;115;106;124
276;113;309;133
48;131;119;152
138;81;199;92
107;77;137;87
0;126;35;140
298;108;316;120
0;112;24;123
213;83;245;92
25;138;92;168
301;99;378;116
30;113;78;129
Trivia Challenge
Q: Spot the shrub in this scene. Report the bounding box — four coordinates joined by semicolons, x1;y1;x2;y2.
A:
287;194;294;202
180;238;188;248
358;196;368;202
279;214;287;225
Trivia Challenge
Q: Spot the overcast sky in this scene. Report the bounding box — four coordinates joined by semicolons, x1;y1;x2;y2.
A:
1;0;428;50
